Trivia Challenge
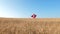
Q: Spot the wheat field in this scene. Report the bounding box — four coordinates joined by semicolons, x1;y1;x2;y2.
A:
0;18;60;34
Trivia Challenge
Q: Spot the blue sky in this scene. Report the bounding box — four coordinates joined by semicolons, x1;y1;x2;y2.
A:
0;0;60;18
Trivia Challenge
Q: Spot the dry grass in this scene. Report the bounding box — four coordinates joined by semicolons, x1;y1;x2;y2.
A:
0;18;60;34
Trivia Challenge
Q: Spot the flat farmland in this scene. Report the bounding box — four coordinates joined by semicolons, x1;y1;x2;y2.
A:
0;18;60;34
